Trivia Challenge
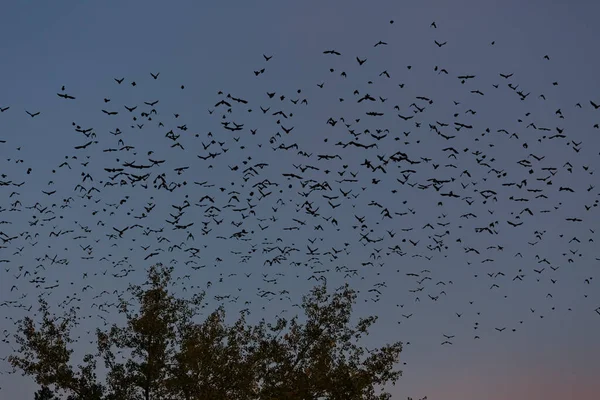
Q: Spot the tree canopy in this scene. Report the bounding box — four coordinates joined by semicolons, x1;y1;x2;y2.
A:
10;263;403;399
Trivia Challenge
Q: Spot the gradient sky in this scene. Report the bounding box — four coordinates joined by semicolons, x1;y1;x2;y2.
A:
1;1;600;399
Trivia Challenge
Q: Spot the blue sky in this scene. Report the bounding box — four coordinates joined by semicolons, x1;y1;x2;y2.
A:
1;1;599;399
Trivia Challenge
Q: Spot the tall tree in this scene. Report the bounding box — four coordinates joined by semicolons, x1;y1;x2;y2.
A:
10;263;403;399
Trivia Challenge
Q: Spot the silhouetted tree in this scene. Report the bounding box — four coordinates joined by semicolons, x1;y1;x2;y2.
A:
34;385;57;400
10;263;403;399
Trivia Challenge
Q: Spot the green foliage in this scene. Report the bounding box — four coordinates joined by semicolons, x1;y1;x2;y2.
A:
10;263;403;399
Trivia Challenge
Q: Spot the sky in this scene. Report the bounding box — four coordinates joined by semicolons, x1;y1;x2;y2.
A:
1;1;600;399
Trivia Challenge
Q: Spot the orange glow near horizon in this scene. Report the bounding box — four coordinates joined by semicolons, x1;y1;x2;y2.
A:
415;364;600;400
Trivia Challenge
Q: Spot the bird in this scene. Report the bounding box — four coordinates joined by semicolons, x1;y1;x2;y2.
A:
0;17;598;392
57;93;76;100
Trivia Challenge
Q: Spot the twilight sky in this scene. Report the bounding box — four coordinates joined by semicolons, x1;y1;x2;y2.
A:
1;1;599;399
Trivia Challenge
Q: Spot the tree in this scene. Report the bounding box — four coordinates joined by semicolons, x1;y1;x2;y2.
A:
10;263;403;399
34;385;57;400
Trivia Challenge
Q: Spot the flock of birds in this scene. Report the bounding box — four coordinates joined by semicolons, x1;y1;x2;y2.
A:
0;19;599;390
